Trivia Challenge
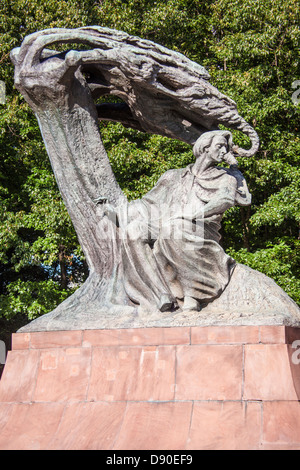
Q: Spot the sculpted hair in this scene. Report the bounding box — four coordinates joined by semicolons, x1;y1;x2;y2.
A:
193;130;233;158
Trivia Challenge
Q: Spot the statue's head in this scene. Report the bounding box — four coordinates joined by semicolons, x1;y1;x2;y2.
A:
193;130;238;166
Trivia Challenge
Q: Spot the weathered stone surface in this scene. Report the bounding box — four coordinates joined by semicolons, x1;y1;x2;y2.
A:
187;402;262;450
18;263;300;332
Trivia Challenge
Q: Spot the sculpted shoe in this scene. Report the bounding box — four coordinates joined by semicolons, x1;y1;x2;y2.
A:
158;293;175;312
182;296;200;311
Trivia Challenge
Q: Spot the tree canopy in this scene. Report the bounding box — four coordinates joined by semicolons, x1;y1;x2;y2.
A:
0;0;299;340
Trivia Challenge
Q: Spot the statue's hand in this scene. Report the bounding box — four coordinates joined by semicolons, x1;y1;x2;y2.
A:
224;151;238;166
10;29;102;110
93;196;108;205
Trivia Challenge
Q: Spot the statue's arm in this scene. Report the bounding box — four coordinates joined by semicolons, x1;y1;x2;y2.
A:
203;169;252;217
229;167;252;206
235;178;252;206
203;180;238;218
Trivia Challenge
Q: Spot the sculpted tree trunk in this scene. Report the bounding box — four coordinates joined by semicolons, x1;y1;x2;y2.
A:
11;30;126;276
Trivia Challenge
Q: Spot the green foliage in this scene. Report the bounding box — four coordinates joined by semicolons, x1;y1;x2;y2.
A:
100;122;193;199
93;0;212;60
0;279;76;320
228;240;300;304
0;0;299;334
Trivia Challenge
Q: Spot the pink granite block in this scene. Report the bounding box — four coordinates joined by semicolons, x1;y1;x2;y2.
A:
187;401;262;450
259;326;300;345
118;327;190;346
88;345;175;401
175;345;243;400
30;330;82;349
259;326;287;344
191;326;259;344
48;402;127;450
11;333;30;350
113;402;193;450
0;402;65;450
33;347;91;402
243;344;299;400
0;350;40;403
83;329;120;347
262;401;300;449
0;403;14;436
83;327;190;347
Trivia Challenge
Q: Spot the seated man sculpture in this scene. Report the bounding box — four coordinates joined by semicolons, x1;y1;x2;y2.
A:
105;130;251;313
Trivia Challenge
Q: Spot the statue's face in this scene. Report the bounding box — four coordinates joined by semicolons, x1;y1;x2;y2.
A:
207;135;228;163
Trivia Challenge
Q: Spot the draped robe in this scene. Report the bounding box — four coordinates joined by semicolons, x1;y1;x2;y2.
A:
117;163;251;310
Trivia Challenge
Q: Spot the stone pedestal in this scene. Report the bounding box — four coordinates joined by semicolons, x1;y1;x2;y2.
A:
0;325;300;450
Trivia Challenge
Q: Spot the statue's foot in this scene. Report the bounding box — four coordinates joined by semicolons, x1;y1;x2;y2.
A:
158;293;176;312
182;296;201;311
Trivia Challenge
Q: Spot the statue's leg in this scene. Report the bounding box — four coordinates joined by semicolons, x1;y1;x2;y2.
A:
121;215;176;311
124;238;176;311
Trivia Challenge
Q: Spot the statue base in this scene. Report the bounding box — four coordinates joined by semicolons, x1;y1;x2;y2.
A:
0;325;300;450
17;264;300;332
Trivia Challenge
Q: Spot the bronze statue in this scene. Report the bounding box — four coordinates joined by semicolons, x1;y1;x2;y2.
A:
11;27;300;331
